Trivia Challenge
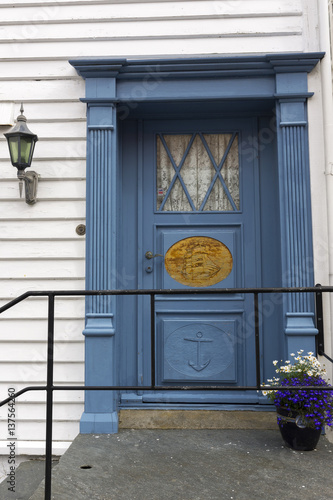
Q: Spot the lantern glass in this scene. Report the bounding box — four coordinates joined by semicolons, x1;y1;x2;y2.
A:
7;136;19;165
20;136;34;164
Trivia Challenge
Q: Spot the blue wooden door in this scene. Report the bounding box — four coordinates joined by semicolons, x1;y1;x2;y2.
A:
136;118;261;404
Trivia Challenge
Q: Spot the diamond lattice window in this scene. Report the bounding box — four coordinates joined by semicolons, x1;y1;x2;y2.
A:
156;133;239;212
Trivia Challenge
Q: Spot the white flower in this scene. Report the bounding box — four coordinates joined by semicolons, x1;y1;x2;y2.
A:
308;351;314;356
273;360;278;366
290;353;295;357
285;360;291;364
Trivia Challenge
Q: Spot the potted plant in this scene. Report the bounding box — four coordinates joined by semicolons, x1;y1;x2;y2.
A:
262;351;333;450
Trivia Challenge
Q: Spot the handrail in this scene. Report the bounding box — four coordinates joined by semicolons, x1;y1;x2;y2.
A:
1;285;333;500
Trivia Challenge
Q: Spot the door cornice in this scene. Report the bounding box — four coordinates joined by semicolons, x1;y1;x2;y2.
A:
70;53;324;104
70;53;324;80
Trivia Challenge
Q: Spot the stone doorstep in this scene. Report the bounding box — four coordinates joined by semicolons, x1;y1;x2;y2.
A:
118;409;277;430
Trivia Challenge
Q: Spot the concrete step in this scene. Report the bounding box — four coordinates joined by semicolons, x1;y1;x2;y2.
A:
118;409;277;430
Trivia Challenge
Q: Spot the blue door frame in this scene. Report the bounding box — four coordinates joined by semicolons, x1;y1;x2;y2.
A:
70;53;324;433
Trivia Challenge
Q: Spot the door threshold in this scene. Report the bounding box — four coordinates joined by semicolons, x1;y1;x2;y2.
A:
118;408;277;430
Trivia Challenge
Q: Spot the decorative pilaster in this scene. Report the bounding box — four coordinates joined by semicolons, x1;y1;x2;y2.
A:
276;73;318;356
80;101;119;433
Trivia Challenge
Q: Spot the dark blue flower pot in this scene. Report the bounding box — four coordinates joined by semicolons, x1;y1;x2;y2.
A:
276;407;322;451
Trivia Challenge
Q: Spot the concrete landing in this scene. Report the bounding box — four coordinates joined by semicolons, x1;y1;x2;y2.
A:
29;429;333;500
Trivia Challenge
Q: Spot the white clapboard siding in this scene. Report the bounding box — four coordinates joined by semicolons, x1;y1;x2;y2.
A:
0;102;86;122
0;386;84;408
14;121;87;138
0;0;305;60
2;120;87;139
0;159;86;179
0;405;82;422
3;304;84;322
0;220;85;238
0;298;85;318
0;318;85;340
0;179;86;200
1;402;84;421
0;259;85;278
0;362;84;382
0;341;84;362
0;281;85;297
0;384;84;403
0;178;86;199
0;239;85;259
2;36;305;59
0;60;79;80
0;102;14;125
0;201;86;219
0;17;303;41
0;164;86;181
0;81;84;102
330;1;333;74
0;0;302;23
0;420;80;442
0;0;317;454
0;138;86;161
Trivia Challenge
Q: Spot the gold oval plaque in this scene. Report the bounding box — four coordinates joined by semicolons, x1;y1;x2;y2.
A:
165;236;233;287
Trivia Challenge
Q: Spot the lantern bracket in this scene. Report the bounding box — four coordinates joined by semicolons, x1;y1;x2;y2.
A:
17;170;39;205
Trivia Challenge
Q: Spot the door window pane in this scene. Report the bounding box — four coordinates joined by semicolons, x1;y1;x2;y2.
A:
156;132;239;212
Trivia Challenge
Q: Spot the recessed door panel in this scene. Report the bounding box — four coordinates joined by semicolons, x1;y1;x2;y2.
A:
155;226;239;289
158;316;239;383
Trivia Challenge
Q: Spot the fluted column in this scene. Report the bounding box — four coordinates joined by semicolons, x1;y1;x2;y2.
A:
80;102;118;433
276;80;318;356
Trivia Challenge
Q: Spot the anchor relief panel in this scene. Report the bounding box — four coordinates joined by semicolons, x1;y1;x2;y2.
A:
156;315;241;384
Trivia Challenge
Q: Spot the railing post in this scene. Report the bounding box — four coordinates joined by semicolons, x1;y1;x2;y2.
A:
150;293;156;388
315;284;324;356
254;292;261;390
44;293;55;500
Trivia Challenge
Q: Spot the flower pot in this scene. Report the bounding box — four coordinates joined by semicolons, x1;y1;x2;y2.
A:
276;407;322;451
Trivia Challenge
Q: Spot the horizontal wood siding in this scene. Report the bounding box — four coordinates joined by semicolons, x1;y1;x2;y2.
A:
330;0;333;86
0;0;318;453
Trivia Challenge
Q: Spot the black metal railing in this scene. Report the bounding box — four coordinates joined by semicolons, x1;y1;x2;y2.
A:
1;286;333;500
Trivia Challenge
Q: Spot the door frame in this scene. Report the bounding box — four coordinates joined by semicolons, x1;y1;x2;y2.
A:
70;53;323;433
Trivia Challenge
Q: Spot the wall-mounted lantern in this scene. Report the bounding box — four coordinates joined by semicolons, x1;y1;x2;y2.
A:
4;103;39;205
